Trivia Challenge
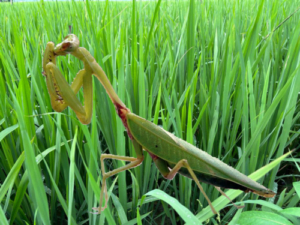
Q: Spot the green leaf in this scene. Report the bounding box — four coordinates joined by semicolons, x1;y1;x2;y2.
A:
237;211;293;225
0;205;9;225
123;211;152;225
111;193;128;224
0;124;19;143
67;127;78;225
146;189;201;225
0;152;24;203
293;182;300;198
280;207;300;217
237;200;282;211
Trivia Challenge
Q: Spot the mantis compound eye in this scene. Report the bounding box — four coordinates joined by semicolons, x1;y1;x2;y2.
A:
54;34;80;55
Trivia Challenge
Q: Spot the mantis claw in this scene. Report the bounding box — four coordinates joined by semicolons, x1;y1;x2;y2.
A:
42;34;120;124
91;206;106;214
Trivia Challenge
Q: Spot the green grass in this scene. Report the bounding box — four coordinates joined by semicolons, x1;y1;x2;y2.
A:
0;0;300;224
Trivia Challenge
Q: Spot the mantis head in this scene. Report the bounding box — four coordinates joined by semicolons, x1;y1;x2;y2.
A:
53;34;80;55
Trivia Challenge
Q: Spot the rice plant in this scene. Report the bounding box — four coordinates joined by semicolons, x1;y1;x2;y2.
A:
0;0;299;224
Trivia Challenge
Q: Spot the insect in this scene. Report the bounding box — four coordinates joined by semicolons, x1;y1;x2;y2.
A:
43;34;275;215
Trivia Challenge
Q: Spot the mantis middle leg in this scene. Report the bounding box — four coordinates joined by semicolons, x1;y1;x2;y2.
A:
92;139;144;214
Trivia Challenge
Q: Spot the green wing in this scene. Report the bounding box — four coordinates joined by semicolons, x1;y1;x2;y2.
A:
126;113;275;198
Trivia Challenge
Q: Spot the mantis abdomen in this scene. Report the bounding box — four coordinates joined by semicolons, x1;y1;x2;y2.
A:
126;112;275;198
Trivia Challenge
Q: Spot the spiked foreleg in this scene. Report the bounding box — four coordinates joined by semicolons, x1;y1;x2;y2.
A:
44;62;93;124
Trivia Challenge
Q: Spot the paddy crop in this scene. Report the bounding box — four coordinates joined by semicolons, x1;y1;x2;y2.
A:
0;0;300;224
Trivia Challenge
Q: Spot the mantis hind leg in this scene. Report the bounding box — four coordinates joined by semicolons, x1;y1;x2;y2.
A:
92;140;144;214
214;186;244;209
151;156;218;215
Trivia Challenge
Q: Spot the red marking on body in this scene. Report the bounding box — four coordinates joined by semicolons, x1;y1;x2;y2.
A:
114;102;133;140
148;152;159;160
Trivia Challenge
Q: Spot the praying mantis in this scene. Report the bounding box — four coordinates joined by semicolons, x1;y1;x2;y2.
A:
42;34;275;215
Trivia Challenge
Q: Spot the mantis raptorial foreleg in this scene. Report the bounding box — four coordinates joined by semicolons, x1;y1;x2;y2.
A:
43;35;135;214
45;63;93;124
43;39;93;124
